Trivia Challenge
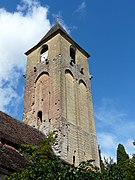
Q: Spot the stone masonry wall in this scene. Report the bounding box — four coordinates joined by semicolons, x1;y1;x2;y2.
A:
23;33;100;167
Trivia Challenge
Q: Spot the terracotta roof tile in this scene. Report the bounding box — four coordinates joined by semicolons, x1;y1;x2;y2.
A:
0;144;29;172
0;111;45;146
0;111;45;173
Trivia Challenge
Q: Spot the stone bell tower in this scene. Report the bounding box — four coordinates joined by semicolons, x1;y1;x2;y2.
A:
23;22;100;167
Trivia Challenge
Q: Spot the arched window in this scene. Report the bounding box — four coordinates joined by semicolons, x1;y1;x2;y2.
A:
40;45;48;62
79;80;89;132
65;70;75;124
35;73;50;121
70;45;76;64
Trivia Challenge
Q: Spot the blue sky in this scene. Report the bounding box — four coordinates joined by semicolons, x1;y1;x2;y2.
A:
0;0;135;160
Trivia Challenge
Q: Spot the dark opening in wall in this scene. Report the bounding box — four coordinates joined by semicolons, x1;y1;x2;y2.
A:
73;156;75;165
70;45;76;64
80;68;84;74
34;66;37;72
40;45;48;62
37;111;42;123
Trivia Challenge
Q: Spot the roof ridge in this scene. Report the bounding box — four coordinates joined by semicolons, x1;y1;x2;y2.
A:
25;22;90;57
39;22;69;43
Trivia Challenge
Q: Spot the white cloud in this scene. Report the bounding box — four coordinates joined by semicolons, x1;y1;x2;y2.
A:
95;98;135;160
75;1;86;13
52;11;70;33
98;133;117;150
17;0;39;12
0;87;18;111
97;132;135;161
124;139;135;157
97;132;118;161
95;98;126;126
0;0;51;115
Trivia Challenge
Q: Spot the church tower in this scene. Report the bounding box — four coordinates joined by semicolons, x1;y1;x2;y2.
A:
23;23;100;167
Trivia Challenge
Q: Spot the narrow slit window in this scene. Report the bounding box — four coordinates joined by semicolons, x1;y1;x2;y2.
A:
70;46;76;64
73;156;75;165
37;111;42;123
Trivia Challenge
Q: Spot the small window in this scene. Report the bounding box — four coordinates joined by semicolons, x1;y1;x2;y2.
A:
37;111;42;123
70;45;76;64
73;156;75;165
40;45;48;62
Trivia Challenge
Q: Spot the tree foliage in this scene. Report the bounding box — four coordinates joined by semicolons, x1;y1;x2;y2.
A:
5;137;135;180
100;144;135;180
117;144;129;165
6;160;101;180
5;133;100;180
19;132;55;164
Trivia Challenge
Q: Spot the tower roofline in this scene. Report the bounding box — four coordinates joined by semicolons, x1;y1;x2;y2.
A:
25;22;90;58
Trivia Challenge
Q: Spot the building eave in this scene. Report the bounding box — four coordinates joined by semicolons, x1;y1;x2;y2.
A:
25;23;90;58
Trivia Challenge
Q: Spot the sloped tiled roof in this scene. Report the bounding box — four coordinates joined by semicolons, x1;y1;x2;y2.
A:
0;111;45;173
0;144;29;172
25;22;90;58
39;22;69;43
0;111;45;146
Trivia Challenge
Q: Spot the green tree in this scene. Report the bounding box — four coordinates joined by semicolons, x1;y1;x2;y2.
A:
117;144;129;165
100;158;125;180
6;138;135;180
5;133;100;180
121;154;135;180
19;132;55;163
98;146;105;174
100;144;135;180
5;160;100;180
